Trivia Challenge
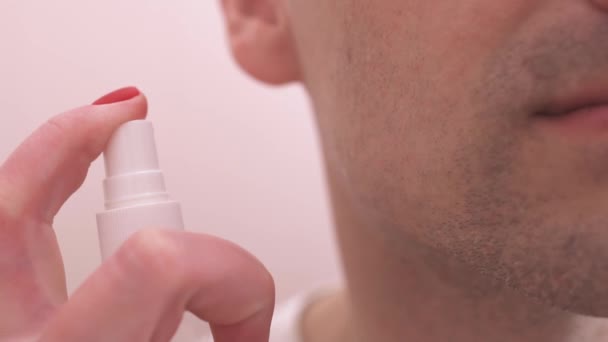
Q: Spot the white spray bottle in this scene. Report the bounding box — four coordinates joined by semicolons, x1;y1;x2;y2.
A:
96;120;205;341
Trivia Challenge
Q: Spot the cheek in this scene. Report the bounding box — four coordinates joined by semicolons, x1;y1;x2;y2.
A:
309;0;554;223
317;0;545;210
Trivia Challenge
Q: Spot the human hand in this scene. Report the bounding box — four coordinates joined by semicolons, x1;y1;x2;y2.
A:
0;87;274;342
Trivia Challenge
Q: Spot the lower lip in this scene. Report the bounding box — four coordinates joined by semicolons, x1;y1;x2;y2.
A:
537;105;608;134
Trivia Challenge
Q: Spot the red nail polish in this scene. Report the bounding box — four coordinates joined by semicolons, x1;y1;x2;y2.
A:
92;87;141;105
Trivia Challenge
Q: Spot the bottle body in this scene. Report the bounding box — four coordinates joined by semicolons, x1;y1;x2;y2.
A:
97;201;183;259
96;201;205;341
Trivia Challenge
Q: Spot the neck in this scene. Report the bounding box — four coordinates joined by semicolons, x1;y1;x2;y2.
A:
317;176;608;342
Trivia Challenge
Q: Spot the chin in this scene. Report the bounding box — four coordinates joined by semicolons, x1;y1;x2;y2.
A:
551;293;608;318
502;226;608;318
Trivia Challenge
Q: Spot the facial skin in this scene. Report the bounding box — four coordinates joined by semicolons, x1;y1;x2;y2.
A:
222;1;608;341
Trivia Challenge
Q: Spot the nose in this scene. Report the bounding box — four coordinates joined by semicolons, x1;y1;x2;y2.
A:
591;0;608;11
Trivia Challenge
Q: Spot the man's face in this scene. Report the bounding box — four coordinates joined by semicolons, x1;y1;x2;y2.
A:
288;1;608;315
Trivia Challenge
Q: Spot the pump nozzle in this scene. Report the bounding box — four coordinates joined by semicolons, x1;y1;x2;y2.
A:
102;120;169;210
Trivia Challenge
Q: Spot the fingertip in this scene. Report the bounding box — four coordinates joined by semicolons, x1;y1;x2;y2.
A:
91;86;148;120
91;88;148;122
138;93;149;120
127;91;148;121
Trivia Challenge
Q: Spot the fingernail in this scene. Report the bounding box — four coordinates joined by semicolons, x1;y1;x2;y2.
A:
92;87;141;105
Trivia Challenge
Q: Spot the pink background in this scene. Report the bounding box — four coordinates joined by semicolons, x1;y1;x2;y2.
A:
0;0;340;306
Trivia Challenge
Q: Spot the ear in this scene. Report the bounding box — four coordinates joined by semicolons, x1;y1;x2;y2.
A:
220;0;301;85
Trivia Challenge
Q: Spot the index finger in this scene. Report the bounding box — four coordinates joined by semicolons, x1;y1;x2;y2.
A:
0;86;147;223
0;87;148;335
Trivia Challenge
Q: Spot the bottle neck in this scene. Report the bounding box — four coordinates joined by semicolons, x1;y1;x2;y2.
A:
103;170;170;210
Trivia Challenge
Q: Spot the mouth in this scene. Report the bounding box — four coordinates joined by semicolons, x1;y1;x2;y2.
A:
535;86;608;131
538;102;608;118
